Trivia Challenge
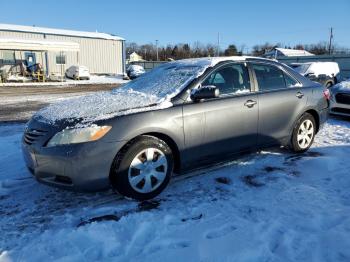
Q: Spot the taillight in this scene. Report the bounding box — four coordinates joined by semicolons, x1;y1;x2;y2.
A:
323;89;331;100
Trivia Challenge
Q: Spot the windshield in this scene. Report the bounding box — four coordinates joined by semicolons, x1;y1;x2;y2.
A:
294;64;311;75
117;61;207;99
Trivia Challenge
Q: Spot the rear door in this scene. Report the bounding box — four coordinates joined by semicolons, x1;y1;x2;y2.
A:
250;62;308;146
182;62;258;167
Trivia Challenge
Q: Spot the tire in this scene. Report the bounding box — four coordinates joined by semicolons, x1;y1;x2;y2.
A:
290;113;316;153
110;136;174;200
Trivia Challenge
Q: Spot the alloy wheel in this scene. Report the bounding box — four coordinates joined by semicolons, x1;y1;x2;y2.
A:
297;119;314;149
128;148;168;193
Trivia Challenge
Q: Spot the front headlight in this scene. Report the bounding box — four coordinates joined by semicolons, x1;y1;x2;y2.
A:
47;125;112;147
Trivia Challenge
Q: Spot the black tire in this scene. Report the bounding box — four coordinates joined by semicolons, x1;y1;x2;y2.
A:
110;135;174;200
290;113;316;153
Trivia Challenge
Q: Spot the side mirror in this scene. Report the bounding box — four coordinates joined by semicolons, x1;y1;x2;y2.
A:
190;85;220;101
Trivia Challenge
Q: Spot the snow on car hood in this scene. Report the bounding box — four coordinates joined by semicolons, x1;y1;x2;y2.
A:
33;89;171;125
332;80;350;92
33;57;248;125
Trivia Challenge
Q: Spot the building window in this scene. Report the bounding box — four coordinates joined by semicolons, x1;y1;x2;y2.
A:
2;51;16;64
56;54;66;65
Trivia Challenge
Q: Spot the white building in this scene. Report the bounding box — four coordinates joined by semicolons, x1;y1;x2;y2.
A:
263;48;314;59
128;52;144;63
0;23;125;77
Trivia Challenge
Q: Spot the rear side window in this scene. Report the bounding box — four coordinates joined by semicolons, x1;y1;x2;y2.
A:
252;64;286;91
283;72;300;87
202;64;251;96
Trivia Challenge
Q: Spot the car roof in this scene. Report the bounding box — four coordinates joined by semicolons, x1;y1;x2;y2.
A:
170;56;278;69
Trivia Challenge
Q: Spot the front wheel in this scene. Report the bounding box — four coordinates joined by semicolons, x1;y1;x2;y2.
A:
290;113;316;153
110;136;173;200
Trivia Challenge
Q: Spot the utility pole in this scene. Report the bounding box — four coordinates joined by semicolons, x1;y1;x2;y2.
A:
217;33;220;56
328;27;333;55
156;40;159;61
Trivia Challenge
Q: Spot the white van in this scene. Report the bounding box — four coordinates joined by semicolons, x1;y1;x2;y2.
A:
65;65;90;80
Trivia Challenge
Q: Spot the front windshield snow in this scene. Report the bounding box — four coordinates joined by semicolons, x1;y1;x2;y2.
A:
117;61;209;100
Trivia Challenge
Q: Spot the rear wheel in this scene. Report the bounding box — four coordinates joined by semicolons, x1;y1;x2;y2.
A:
110;136;173;200
290;113;316;153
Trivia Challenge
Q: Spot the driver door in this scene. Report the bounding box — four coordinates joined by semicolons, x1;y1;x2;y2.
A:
182;63;258;168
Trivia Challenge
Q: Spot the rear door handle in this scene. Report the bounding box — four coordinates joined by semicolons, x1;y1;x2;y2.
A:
296;92;304;99
244;100;257;108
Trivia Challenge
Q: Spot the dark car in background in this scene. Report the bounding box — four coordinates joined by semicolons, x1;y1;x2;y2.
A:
22;57;329;200
126;64;146;79
329;80;350;117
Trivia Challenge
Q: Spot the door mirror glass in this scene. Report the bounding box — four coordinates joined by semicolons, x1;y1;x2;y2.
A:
190;85;220;101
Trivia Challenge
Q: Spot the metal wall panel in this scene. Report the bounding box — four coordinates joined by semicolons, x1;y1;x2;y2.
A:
0;30;124;75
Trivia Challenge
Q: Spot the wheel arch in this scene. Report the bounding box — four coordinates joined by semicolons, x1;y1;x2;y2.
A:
110;132;182;181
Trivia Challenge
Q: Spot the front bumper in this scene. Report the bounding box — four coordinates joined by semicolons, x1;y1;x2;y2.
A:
319;107;329;129
330;100;350;117
22;139;126;192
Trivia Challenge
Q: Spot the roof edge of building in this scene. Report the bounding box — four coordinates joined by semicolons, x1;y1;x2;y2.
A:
0;23;125;41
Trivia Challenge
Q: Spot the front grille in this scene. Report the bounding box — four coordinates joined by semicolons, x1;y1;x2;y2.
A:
335;93;350;105
331;107;350;115
24;128;48;145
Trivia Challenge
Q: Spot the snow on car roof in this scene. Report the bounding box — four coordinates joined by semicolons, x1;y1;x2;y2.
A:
0;23;124;41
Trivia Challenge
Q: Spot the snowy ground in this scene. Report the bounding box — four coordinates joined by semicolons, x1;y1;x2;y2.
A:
0;117;350;261
0;75;127;87
0;83;126;122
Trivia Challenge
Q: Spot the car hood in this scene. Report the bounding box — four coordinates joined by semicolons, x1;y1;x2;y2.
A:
331;80;350;93
33;88;172;126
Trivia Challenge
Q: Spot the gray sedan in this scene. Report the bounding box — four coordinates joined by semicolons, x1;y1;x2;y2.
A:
22;57;329;200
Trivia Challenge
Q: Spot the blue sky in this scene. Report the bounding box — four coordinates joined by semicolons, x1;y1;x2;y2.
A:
1;0;349;50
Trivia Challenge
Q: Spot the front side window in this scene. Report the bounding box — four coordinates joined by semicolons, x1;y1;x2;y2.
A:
202;64;251;96
252;64;286;91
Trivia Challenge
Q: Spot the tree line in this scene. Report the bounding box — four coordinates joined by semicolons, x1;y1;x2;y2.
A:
126;41;350;61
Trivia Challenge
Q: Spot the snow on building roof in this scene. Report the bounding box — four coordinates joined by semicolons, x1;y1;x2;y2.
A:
0;23;124;41
275;48;314;57
0;38;80;51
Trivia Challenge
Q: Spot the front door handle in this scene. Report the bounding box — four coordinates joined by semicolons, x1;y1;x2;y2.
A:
244;100;257;108
296;92;304;99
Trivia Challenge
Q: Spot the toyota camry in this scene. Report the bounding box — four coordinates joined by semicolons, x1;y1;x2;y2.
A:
22;57;329;200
